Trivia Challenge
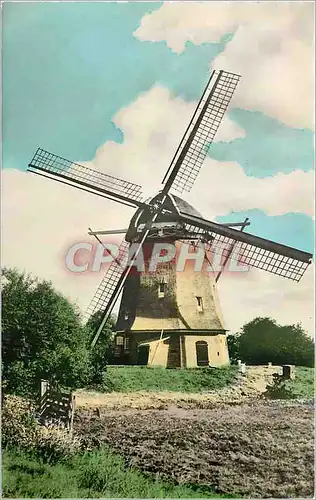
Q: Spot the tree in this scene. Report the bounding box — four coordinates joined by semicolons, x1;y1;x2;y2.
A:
85;310;115;386
227;334;240;363
229;317;314;367
2;268;91;396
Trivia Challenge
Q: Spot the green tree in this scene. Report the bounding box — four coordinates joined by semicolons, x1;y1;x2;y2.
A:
227;334;240;363
2;268;91;396
85;310;115;386
233;317;314;367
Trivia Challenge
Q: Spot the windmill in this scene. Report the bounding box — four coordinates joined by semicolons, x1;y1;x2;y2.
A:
27;70;312;368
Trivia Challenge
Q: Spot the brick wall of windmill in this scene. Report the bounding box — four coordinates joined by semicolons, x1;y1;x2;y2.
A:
132;241;225;330
126;241;230;368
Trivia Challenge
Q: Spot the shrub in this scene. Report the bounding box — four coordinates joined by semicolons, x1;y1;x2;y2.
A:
2;395;81;463
264;367;314;400
85;310;115;387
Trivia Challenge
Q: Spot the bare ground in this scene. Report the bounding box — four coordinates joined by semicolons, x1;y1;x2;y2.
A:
75;400;314;498
74;367;314;498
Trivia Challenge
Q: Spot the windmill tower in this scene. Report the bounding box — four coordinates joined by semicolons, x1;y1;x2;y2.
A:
27;70;313;368
114;194;231;368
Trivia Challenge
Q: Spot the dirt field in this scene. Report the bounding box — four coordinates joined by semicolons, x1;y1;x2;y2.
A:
75;400;313;498
74;367;314;498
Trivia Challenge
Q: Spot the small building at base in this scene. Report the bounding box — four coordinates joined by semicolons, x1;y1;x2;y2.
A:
112;329;229;368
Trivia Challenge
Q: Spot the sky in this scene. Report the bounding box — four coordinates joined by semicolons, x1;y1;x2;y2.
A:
2;1;314;334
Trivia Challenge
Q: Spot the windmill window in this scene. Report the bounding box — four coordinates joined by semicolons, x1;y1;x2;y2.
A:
158;282;165;298
124;337;130;351
196;296;203;312
116;336;124;346
124;311;129;321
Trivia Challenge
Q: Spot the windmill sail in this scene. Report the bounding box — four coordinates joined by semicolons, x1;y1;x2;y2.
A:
28;148;144;208
84;239;130;321
178;211;312;282
162;70;240;194
88;194;169;346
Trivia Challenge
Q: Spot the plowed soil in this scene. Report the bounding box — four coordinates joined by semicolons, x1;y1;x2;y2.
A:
74;400;314;498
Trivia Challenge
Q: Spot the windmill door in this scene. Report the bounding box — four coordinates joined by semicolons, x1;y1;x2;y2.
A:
137;344;149;365
196;341;209;367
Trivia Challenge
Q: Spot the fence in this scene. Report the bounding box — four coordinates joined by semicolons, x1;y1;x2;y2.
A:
37;379;75;433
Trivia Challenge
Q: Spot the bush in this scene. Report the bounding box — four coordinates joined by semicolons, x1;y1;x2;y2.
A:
85;310;115;387
264;367;314;400
2;395;81;463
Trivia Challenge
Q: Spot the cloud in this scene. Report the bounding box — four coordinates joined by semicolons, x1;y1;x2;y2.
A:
85;85;314;219
134;2;314;129
89;85;245;196
185;158;314;219
218;264;314;335
2;83;313;334
2;168;132;313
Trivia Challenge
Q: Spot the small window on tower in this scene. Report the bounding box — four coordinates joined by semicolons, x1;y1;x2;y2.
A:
124;311;129;321
158;282;165;298
196;296;203;312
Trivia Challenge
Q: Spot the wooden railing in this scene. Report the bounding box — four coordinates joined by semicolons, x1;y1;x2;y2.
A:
37;379;75;433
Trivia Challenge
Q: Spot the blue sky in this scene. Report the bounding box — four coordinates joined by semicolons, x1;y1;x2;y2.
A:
3;2;314;254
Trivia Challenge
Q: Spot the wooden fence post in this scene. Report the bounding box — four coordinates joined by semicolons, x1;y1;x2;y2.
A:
40;379;49;398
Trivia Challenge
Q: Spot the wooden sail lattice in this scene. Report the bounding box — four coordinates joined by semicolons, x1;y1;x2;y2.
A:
181;223;311;282
163;70;240;194
28;148;143;202
26;68;313;346
84;240;130;320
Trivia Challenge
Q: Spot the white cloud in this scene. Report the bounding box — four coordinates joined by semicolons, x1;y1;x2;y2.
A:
90;85;245;196
218;264;314;335
134;2;314;129
2;83;313;334
2;168;132;313
185;158;314;219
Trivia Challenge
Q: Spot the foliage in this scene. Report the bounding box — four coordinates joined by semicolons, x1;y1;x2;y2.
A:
98;365;237;393
2;395;81;463
85;310;115;387
264;367;315;400
226;335;240;363
228;317;314;367
1;393;222;498
2;268;92;396
2;447;222;499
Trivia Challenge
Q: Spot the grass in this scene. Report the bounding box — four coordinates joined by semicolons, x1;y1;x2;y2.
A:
2;447;226;498
99;365;237;392
265;366;314;400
